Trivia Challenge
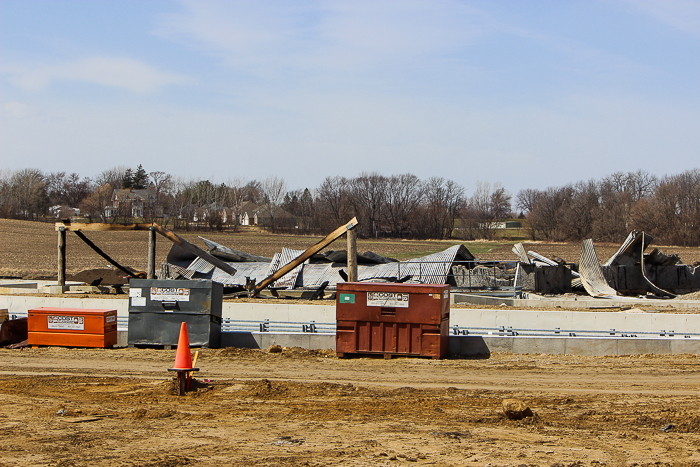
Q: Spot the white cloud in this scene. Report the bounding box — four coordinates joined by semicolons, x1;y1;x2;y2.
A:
154;0;485;76
2;57;190;93
621;0;700;37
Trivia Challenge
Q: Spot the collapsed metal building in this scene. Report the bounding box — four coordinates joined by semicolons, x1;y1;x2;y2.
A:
162;230;700;299
164;238;478;293
512;231;700;298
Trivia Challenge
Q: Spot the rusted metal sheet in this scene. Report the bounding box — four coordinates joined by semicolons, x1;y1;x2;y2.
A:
579;239;618;298
336;282;450;359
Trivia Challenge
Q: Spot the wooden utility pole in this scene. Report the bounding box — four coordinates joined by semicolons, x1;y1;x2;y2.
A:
57;226;66;289
147;226;156;279
347;228;358;282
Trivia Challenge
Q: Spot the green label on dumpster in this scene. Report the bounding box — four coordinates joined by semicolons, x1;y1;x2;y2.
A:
339;293;355;304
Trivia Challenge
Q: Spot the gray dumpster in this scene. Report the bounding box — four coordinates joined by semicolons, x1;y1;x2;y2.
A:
127;279;222;348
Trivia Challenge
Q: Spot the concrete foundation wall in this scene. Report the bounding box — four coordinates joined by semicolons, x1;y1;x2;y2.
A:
7;294;700;356
448;336;700;357
449;308;700;335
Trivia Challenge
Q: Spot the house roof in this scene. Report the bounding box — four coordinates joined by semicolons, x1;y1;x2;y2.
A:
113;188;155;201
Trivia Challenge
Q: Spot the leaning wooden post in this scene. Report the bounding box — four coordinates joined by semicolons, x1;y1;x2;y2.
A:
57;226;66;289
147;226;156;279
347;228;358;282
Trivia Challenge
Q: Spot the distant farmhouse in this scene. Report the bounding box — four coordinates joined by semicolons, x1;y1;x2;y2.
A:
105;188;161;218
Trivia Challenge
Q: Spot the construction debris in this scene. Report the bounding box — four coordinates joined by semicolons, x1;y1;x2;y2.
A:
156;224;700;300
514;231;700;298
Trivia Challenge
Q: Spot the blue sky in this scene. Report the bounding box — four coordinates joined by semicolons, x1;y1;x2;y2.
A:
1;0;699;196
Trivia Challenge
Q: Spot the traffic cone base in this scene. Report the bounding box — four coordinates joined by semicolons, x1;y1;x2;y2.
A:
172;322;193;370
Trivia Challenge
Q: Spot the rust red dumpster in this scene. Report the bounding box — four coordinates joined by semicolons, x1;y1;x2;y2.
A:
28;307;118;348
336;283;450;359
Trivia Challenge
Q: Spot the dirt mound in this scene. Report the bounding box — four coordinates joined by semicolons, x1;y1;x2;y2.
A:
67;267;140;286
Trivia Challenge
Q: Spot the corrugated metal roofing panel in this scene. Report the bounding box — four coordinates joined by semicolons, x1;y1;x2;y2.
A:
169;263;195;279
210;262;271;286
512;243;531;264
358;245;461;284
579;239;618;298
299;264;343;288
187;257;215;274
265;248;306;289
199;237;272;262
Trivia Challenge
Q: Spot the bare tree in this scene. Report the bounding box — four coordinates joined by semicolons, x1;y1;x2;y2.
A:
348;172;388;238
559;180;598;240
423;177;465;239
95;166;129;191
516;188;542;215
383;173;424;237
466;182;511;239
0;169;49;219
527;186;571;241
79;183;113;222
259;176;288;231
317;176;351;230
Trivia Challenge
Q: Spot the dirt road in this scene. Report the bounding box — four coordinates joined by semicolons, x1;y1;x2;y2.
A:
1;347;700;466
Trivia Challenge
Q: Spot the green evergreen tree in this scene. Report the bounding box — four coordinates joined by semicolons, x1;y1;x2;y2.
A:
132;165;149;189
121;168;134;189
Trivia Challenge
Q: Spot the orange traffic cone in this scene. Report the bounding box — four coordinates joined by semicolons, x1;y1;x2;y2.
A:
172;322;193;370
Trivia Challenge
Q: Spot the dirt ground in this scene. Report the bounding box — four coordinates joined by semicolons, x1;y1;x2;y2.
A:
1;347;700;466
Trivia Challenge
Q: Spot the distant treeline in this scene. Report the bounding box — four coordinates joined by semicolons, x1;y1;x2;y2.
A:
1;166;699;246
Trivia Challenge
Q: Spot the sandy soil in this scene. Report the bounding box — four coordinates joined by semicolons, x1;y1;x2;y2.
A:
1;346;700;466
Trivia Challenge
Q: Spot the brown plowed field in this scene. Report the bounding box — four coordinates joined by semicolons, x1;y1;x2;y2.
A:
1;347;700;466
2;218;699;280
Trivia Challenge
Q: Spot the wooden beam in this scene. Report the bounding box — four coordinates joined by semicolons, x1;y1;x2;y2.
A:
251;217;358;297
149;224;238;278
56;221;238;279
74;230;143;278
55;222;154;232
